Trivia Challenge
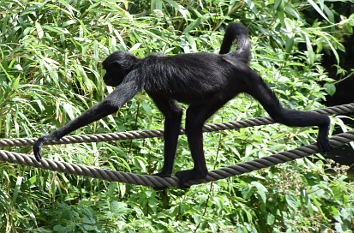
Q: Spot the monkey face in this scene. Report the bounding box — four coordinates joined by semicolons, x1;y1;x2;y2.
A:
103;65;125;86
102;51;138;86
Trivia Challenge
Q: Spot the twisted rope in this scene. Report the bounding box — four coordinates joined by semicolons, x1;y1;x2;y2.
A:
0;130;353;189
1;103;354;148
0;102;353;188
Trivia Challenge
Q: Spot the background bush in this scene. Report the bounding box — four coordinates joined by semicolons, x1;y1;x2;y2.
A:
0;0;353;232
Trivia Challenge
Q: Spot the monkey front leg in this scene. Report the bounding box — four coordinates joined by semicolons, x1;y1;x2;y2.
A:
33;80;140;161
33;102;117;161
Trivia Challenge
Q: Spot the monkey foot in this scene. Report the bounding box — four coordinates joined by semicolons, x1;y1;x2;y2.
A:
175;169;208;188
317;137;332;153
152;170;172;178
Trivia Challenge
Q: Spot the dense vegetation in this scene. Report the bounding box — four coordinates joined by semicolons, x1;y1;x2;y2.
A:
1;0;353;232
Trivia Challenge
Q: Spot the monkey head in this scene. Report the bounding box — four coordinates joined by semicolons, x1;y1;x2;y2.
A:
102;51;139;86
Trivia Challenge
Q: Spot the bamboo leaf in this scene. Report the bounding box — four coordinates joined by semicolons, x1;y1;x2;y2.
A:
151;0;163;11
164;0;189;20
35;22;44;39
304;34;315;65
307;0;329;22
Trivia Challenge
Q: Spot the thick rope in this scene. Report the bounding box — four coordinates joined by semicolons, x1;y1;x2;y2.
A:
0;102;353;188
1;103;354;148
0;130;353;189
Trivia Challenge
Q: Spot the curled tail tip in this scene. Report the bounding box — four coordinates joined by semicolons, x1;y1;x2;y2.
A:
227;22;249;34
219;22;251;63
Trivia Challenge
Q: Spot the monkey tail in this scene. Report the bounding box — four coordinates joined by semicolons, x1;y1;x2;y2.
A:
219;23;251;63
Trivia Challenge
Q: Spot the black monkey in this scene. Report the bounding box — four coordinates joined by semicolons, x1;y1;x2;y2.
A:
33;23;331;187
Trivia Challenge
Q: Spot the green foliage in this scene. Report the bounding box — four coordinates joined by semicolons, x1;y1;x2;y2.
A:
1;0;353;232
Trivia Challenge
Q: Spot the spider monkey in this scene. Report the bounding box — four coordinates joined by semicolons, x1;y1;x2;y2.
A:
33;23;331;187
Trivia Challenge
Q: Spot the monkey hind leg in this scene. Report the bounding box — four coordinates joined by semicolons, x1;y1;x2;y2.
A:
175;105;209;188
176;95;233;188
272;109;331;152
245;72;331;152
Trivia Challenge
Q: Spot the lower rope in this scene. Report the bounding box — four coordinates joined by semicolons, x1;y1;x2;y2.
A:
1;130;353;189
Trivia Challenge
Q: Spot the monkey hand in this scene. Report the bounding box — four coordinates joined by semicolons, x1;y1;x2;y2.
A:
33;134;59;161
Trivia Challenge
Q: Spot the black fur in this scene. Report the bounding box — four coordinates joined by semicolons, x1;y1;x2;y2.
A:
33;23;331;188
219;22;251;63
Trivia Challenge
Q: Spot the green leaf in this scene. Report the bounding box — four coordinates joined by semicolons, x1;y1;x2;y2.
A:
324;36;340;64
324;83;336;96
151;0;163;11
5;112;11;136
63;103;75;120
110;201;131;216
35;22;44;39
285;194;298;209
307;0;329;22
305;34;315;65
164;0;189;19
323;4;334;23
12;176;23;203
246;0;258;15
274;0;282;10
62;19;76;27
241;184;254;199
266;213;275;225
251;181;268;203
53;225;67;233
285;36;294;53
184;17;205;34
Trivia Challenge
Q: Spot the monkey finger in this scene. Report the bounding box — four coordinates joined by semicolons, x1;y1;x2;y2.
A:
34;148;42;161
33;139;44;161
33;148;42;161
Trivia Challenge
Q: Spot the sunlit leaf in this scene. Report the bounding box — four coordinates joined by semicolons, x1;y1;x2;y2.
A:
35;22;44;39
324;83;336;96
307;0;329;22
